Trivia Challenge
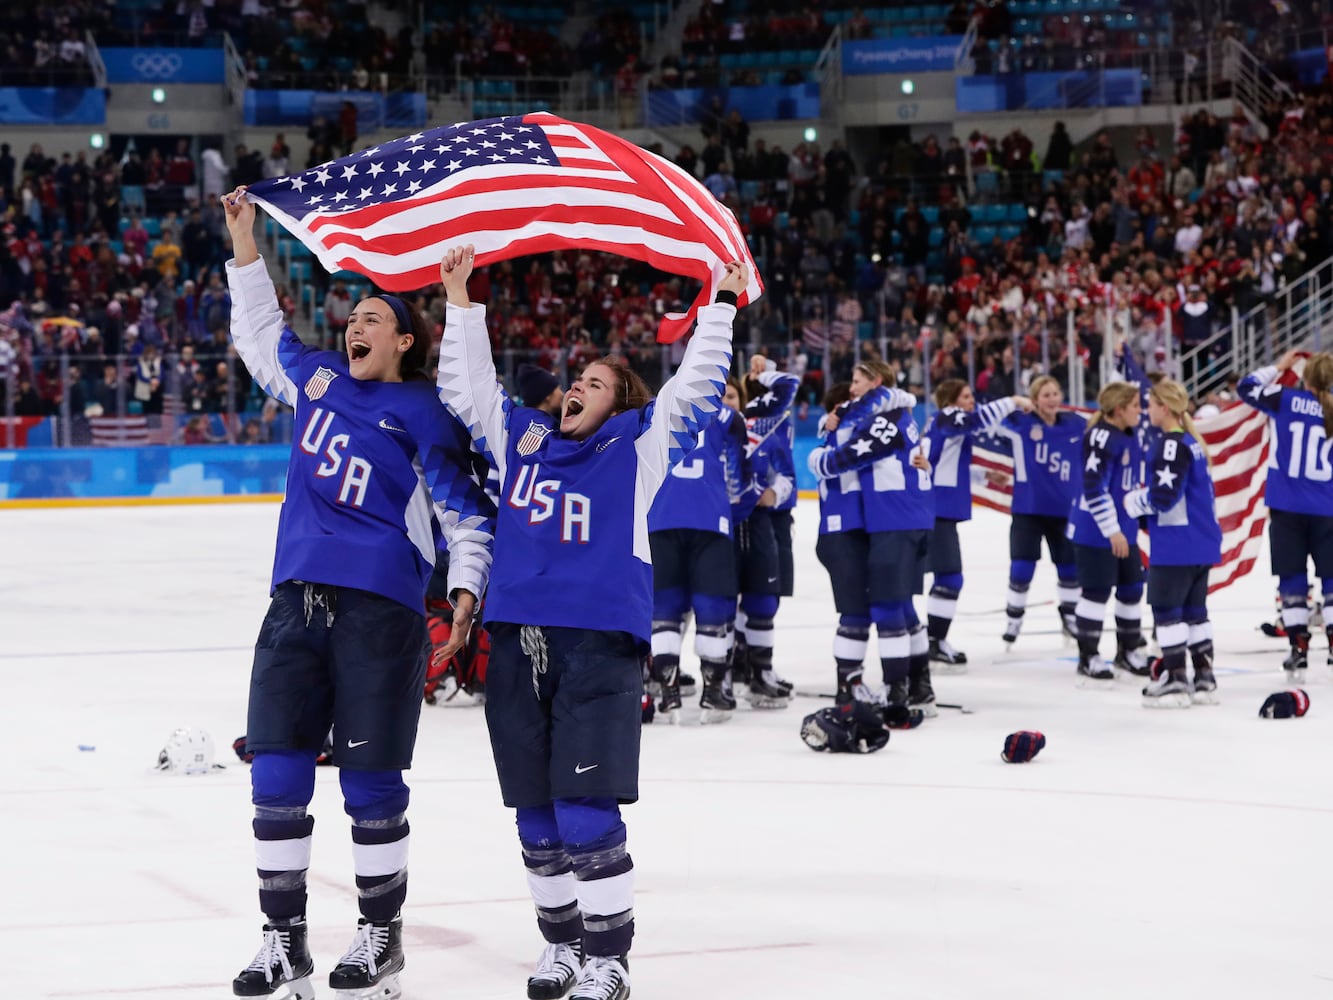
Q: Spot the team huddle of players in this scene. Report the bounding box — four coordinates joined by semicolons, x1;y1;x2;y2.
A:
527;344;1333;722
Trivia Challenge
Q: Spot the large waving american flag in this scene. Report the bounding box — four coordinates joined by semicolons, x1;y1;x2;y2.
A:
245;112;762;343
972;403;1270;594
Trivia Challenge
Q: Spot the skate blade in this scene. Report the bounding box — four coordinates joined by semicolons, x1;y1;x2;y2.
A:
699;707;734;725
911;702;939;719
1190;690;1220;706
262;977;316;1000
332;972;403;999
1074;675;1116;690
930;659;969;675
1285;669;1308;685
1142;692;1193;709
659;706;681;725
745;692;791;709
679;682;698;696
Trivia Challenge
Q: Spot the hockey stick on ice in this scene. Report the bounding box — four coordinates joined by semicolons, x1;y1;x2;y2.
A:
794;688;974;714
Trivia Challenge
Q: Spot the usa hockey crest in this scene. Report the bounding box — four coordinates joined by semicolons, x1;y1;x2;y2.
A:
515;419;553;456
305;366;339;401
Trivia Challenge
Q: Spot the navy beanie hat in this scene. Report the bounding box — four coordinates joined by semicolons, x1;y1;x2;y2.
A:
517;364;560;406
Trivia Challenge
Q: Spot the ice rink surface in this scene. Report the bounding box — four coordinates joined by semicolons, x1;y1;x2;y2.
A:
5;499;1333;1000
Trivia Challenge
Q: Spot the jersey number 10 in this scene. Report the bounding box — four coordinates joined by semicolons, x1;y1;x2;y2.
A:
1287;423;1333;482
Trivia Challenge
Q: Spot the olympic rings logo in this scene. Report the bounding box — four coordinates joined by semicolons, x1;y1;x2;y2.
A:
131;53;184;80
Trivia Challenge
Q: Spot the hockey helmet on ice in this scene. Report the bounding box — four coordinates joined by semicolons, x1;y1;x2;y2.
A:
157;727;216;774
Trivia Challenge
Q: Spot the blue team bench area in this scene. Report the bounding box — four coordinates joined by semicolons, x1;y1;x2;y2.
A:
244;90;428;129
0;445;289;501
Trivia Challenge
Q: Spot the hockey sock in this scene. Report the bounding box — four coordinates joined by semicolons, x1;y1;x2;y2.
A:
1155;615;1189;677
872;601;910;685
1056;565;1080;624
739;593;778;677
1186;611;1214;672
693;594;735;667
1322;579;1333;632
557;798;634;959
1006;560;1036;620
1280;575;1310;643
1114;585;1144;651
1074;587;1110;659
649;619;683;685
251;749;318;921
927;572;963;641
908;623;929;678
341;769;410;923
834;615;871;690
516;805;581;945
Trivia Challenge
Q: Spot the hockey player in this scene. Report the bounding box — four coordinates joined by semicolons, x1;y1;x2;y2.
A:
646;376;753;724
810;360;936;714
437;244;748;1000
222;190;495;1000
923;379;1031;669
1066;381;1147;685
1126;378;1223;707
734;354;802;703
991;374;1086;645
1239;350;1333;681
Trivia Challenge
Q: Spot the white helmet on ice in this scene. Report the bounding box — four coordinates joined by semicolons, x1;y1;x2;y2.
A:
156;727;216;774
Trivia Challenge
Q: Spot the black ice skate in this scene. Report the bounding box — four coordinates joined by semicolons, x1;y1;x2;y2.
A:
1142;666;1192;709
1191;665;1219;706
233;918;315;999
528;941;583;1000
569;954;631;1000
650;657;682;725
1075;654;1115;687
885;677;910;707
1284;637;1310;684
928;637;968;674
908;664;938;718
329;915;404;999
699;665;736;725
1002;617;1022;646
746;669;791;709
1114;643;1151;676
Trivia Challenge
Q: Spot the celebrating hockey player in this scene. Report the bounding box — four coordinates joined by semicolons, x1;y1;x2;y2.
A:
1067;381;1148;685
992;374;1086;646
1239;350;1333;681
1126;378;1223;707
922;379;1031;669
222;189;495;1000
436;244;749;1000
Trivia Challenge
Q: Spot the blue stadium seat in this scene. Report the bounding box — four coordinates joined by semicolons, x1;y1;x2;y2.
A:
980;204;1006;224
1007;203;1029;223
122;185;146;214
972;225;997;245
143;218;161;238
928;226;944;248
974;171;999;196
857;320;875;340
999;223;1023;242
922;205;939;225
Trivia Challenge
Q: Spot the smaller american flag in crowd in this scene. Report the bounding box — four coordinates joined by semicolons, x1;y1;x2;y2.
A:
246;112;762;343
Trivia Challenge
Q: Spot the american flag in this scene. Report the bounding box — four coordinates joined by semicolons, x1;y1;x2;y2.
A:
971;403;1270;594
246;112;763;343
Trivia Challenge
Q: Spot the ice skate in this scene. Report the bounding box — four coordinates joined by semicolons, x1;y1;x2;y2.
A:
1060;610;1078;648
677;671;697;696
329;915;404;999
1114;643;1151;677
1002;617;1022;647
929;637;968;674
885;677;910;707
569;954;630;1000
746;669;791;709
1143;666;1192;709
698;666;735;725
233;918;315;999
1191;665;1219;706
528;941;583;1000
656;680;682;724
1284;639;1309;685
908;665;938;718
1075;654;1115;688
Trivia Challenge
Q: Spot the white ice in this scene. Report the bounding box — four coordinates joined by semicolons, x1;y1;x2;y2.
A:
5;501;1333;1000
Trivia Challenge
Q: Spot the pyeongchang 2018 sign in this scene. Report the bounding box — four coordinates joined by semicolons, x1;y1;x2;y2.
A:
843;36;964;75
101;48;226;84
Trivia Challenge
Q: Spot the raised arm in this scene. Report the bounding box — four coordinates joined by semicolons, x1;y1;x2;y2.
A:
635;262;747;493
809;409;911;480
222;187;305;406
435;245;515;483
421;414;497;601
1239;351;1299;415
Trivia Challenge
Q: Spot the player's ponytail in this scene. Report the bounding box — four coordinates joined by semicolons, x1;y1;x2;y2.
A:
1303;352;1333;437
1151;378;1210;466
933;378;966;409
1088;380;1137;430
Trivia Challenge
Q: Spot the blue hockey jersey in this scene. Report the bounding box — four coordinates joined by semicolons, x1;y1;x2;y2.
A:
1125;430;1222;565
811;386;917;536
992;410;1086;517
437;298;735;643
1239;366;1333;517
925;397;1016;521
649;406;750;536
745;370;800;512
227;257;495;613
1067;419;1142;547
